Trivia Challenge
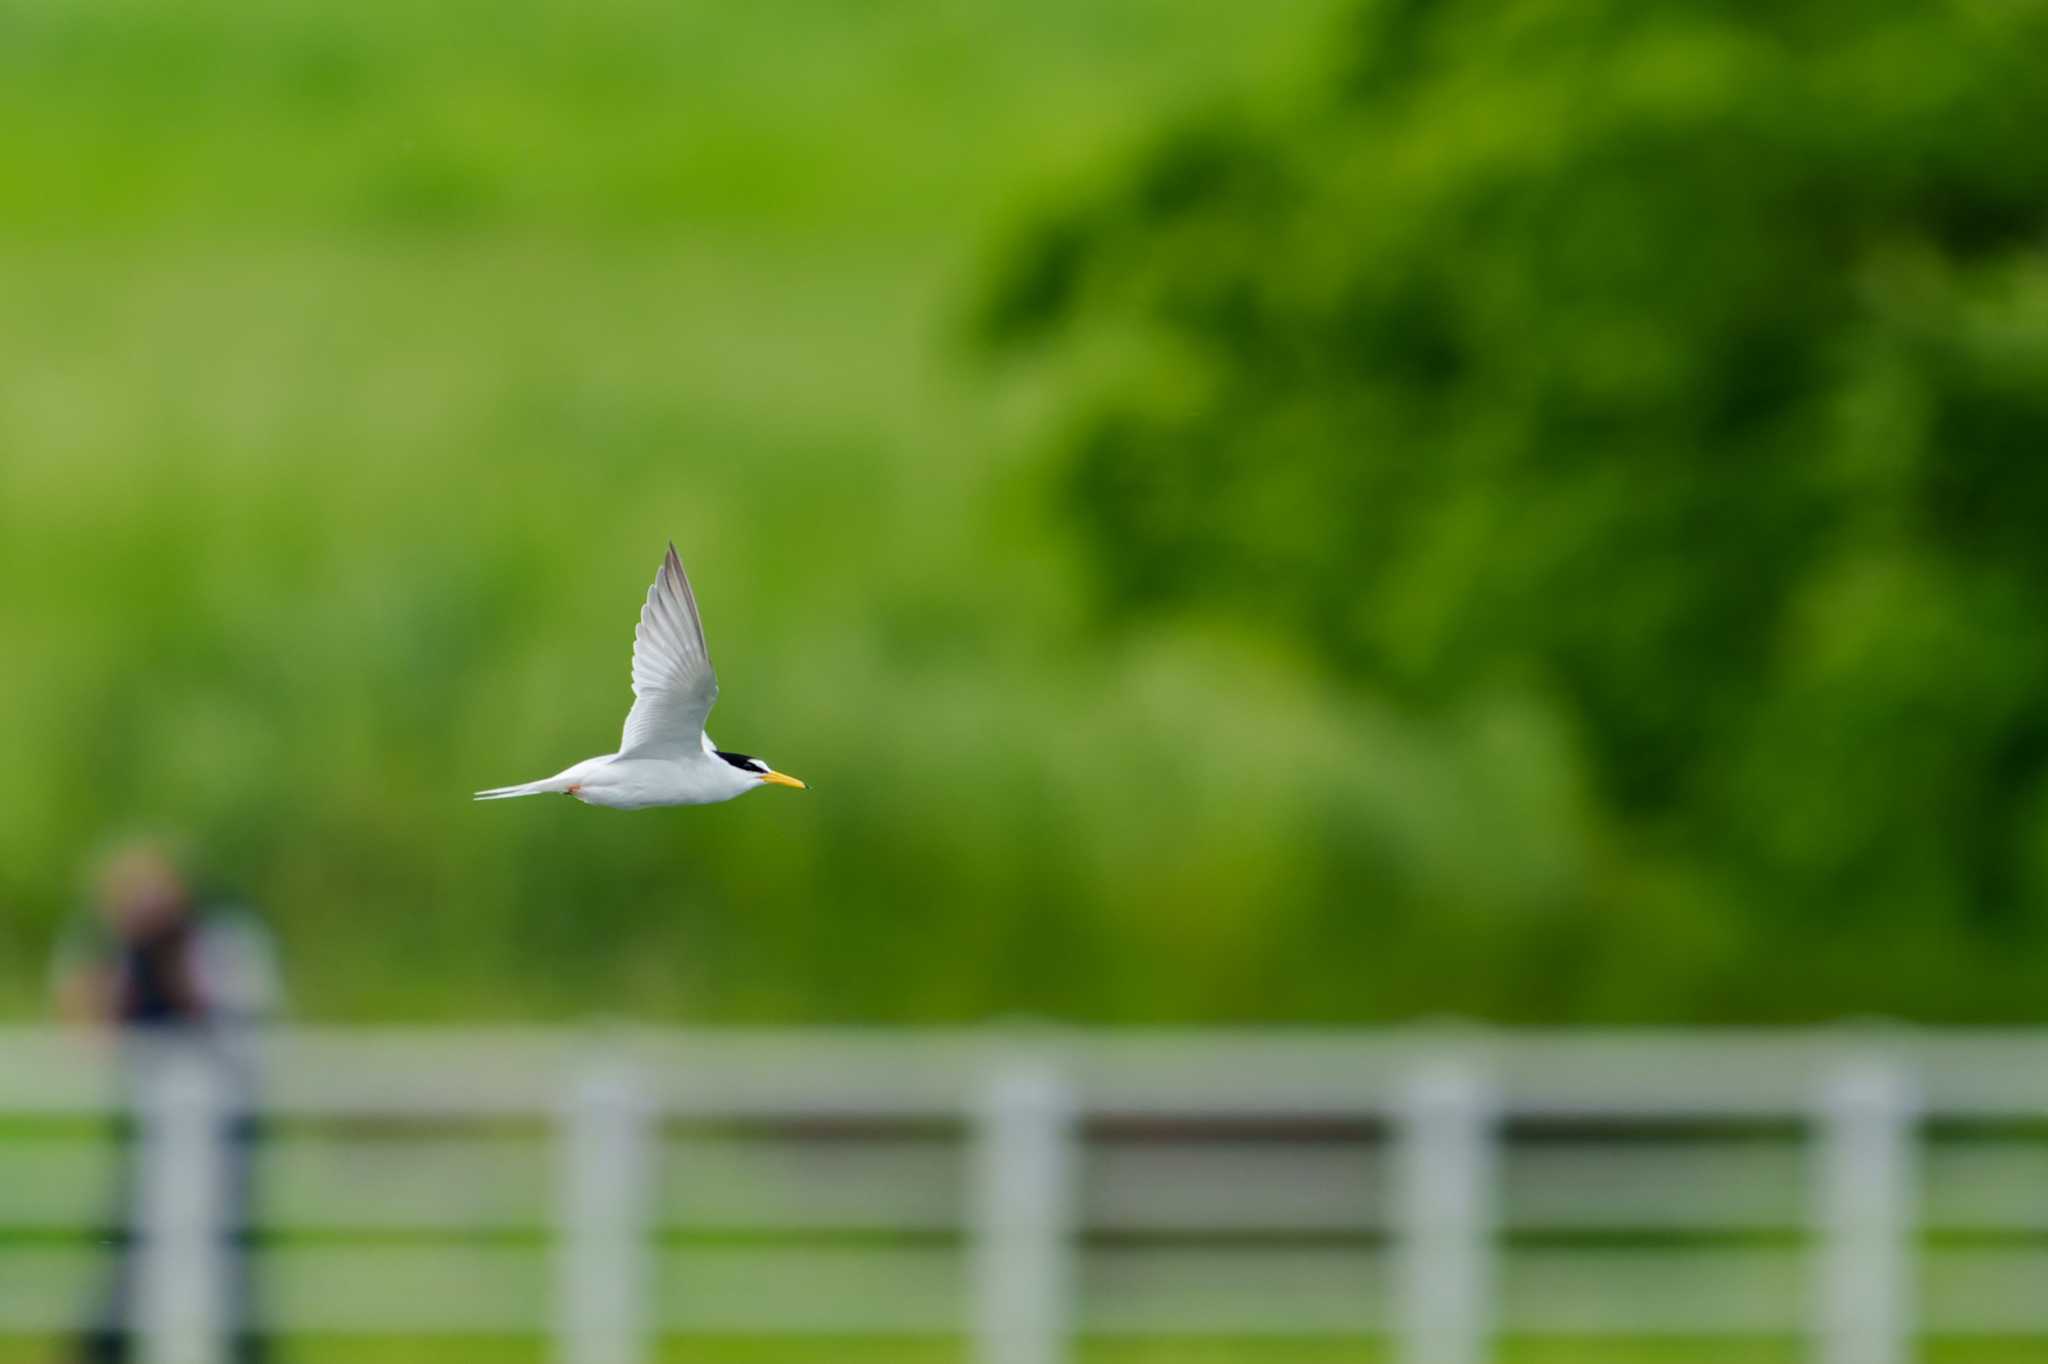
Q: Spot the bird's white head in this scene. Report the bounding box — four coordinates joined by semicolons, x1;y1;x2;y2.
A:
715;749;807;791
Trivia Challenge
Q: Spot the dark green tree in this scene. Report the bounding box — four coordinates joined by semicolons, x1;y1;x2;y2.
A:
983;0;2048;1018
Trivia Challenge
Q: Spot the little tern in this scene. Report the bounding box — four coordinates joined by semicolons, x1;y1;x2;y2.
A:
475;543;806;809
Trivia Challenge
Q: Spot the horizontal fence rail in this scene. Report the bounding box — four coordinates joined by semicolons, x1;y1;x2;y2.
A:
5;1027;2048;1361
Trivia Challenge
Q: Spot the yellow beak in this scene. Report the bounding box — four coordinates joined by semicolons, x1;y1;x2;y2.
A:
760;770;807;789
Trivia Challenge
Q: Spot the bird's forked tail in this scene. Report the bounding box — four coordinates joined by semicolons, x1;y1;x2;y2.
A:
473;779;557;801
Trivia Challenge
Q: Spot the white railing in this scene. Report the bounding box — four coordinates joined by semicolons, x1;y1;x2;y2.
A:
5;1027;2048;1360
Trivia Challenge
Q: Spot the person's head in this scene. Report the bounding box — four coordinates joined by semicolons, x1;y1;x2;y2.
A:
91;838;194;940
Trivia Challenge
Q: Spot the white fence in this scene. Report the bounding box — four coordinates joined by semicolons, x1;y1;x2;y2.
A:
5;1026;2048;1360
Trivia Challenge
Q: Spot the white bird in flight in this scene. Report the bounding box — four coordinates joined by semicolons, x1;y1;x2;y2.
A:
475;543;806;809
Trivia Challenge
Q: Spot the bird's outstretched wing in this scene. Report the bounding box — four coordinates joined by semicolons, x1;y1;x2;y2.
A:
617;543;720;759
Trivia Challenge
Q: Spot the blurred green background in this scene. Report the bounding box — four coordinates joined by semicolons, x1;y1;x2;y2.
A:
3;0;2047;1026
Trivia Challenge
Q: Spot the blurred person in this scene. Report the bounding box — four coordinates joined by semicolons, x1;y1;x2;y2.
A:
50;838;282;1364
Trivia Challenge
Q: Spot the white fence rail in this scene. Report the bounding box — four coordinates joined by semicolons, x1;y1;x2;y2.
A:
6;1027;2048;1359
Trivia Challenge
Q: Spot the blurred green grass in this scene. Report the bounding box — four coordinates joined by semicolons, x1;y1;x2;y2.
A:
0;0;1382;1020
5;1337;2048;1363
13;0;2040;1028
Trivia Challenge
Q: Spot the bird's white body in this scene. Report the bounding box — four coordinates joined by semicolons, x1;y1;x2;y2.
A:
492;743;764;810
475;544;805;810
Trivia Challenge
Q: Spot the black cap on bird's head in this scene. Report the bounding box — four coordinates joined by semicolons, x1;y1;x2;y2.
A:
716;749;807;789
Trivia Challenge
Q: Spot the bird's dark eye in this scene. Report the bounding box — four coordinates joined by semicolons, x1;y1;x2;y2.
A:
715;750;766;773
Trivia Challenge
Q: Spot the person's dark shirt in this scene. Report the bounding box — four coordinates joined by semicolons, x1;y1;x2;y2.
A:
116;921;204;1026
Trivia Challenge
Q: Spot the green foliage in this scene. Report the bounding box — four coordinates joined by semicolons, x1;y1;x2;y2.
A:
0;0;1375;1022
8;0;2045;1023
983;0;2048;1017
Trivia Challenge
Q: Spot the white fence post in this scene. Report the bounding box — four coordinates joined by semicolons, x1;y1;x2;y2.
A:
971;1056;1076;1364
136;1040;228;1364
1813;1054;1917;1364
1393;1055;1494;1364
556;1058;652;1364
